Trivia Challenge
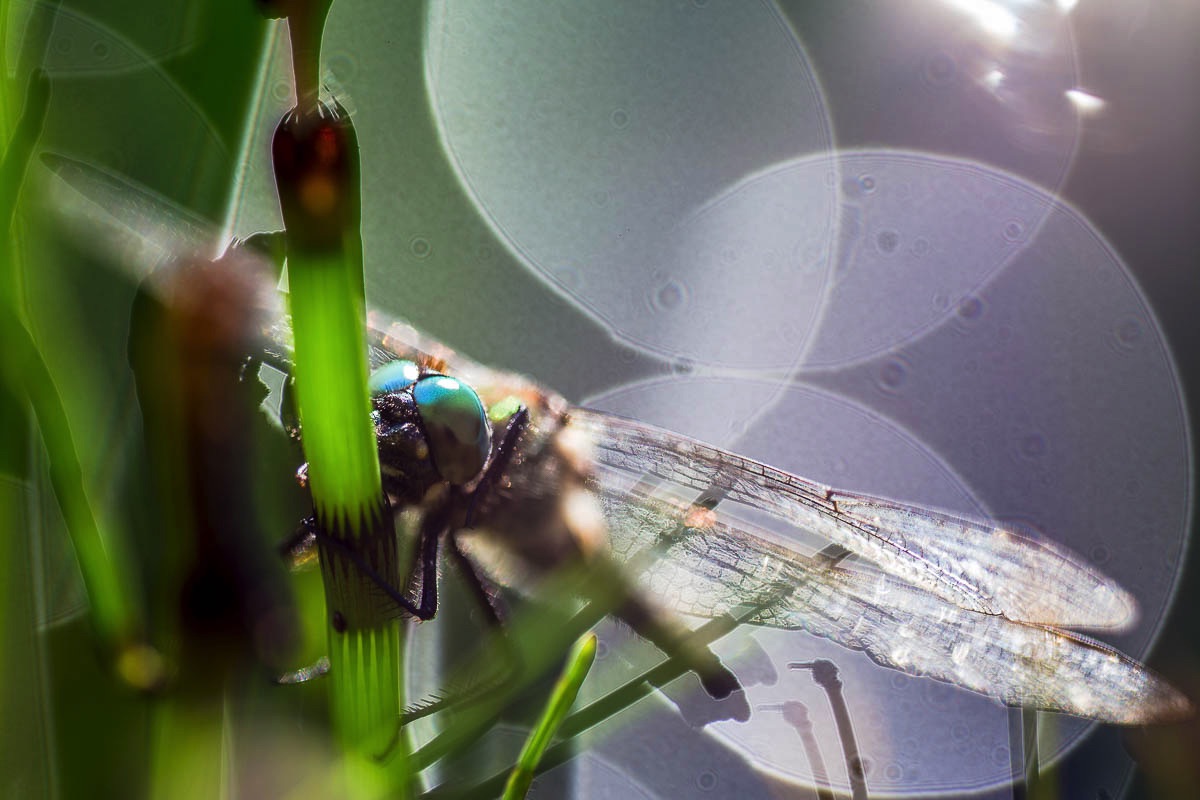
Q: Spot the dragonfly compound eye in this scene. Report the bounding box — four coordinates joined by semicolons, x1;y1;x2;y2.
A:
368;359;421;395
412;375;492;485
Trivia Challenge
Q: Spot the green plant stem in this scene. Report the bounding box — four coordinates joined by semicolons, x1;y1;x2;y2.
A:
328;619;403;791
267;2;410;791
286;249;378;524
284;164;408;778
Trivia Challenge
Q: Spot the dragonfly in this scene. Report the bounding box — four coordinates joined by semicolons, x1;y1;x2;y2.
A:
337;306;1189;727
40;150;1193;729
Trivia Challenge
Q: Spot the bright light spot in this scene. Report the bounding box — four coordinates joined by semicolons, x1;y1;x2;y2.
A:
944;0;1019;41
964;559;986;580
563;488;605;556
1068;683;1095;711
1066;88;1106;115
983;69;1005;89
1056;0;1079;13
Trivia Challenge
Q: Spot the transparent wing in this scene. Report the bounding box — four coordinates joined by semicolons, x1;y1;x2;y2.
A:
573;409;1135;630
39;151;222;269
588;448;1190;724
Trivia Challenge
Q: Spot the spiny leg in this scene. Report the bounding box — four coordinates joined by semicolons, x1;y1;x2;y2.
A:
277;521;317;566
465;405;529;528
398;534;522;725
273;505;448;685
304;500;449;621
445;532;505;629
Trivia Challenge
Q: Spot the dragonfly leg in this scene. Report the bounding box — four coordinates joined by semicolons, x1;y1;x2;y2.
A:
391;406;536;720
300;509;445;621
275;506;453;689
446;530;506;628
396;632;523;727
392;535;524;730
464;405;530;528
408;499;449;620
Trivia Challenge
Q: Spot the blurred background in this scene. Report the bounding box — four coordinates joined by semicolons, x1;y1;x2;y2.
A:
3;0;1199;797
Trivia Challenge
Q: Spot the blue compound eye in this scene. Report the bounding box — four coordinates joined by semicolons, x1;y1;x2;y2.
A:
412;375;492;485
369;359;421;395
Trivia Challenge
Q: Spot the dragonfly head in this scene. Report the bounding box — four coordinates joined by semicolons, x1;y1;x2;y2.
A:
370;360;492;498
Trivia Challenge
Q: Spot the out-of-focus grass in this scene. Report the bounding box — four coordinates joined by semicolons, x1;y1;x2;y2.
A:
0;3;709;797
0;2;306;796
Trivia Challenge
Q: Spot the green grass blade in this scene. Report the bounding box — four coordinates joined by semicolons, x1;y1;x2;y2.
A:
502;634;597;800
0;68;148;671
423;606;754;800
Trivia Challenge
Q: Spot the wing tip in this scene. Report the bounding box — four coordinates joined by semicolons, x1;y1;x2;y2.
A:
1079;582;1140;631
1073;667;1195;725
1010;578;1139;631
1122;684;1195;726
